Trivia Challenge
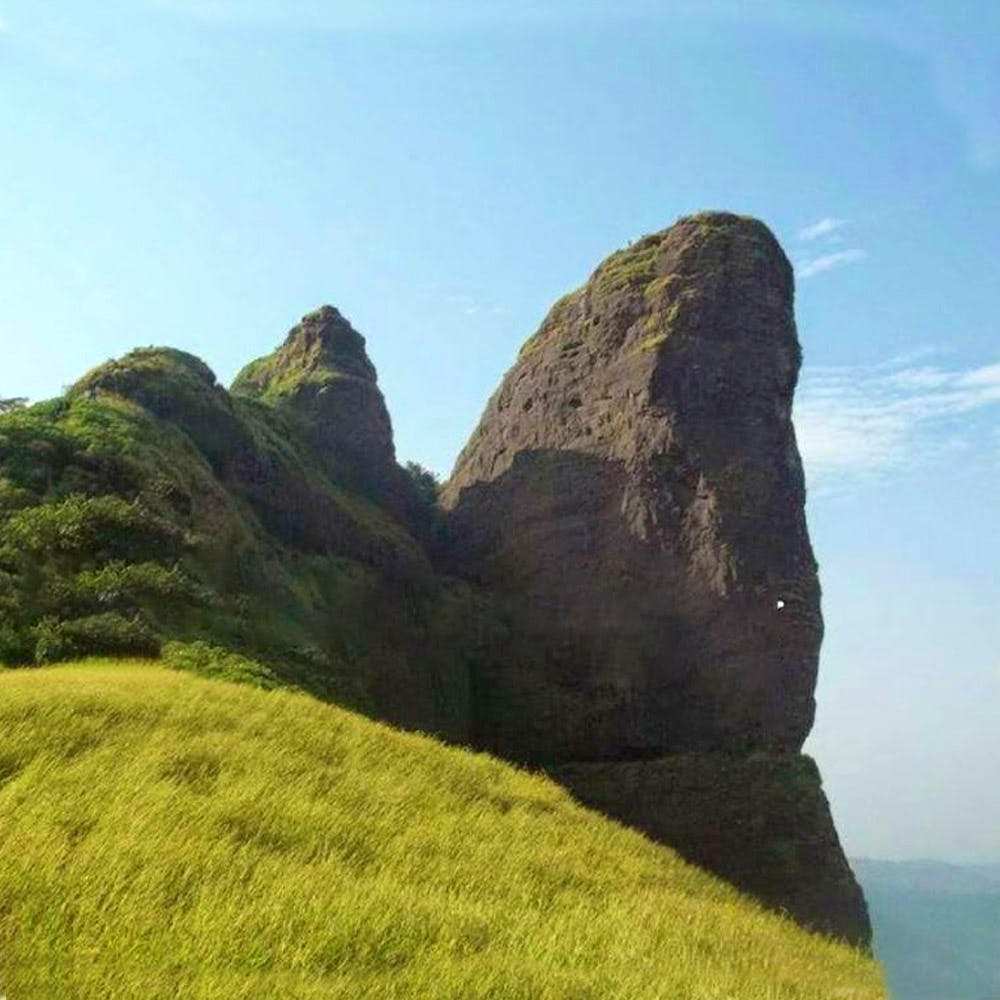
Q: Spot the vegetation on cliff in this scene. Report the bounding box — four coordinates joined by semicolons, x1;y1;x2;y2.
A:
0;661;885;999
0;326;484;742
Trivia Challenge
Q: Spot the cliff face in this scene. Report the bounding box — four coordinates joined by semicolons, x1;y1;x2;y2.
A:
0;212;870;946
441;212;868;944
442;213;818;762
550;754;870;945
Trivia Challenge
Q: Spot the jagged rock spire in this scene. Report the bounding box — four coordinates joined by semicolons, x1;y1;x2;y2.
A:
233;306;400;500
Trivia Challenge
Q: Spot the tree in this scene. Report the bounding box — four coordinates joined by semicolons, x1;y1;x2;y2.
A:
404;461;441;507
0;398;27;415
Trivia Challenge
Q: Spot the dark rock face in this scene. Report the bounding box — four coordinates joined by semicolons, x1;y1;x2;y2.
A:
441;211;869;945
442;213;819;763
550;754;871;946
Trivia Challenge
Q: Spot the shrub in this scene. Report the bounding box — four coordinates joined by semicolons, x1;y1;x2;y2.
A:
32;612;160;663
161;640;281;690
405;461;440;506
0;494;183;566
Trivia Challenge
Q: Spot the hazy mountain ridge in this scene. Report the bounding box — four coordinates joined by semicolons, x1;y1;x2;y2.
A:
854;859;1000;1000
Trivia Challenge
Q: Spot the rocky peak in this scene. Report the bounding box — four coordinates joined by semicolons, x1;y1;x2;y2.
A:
436;210;871;944
233;306;408;516
232;305;378;400
442;211;818;763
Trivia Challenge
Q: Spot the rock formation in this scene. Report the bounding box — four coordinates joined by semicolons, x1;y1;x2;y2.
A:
441;211;870;944
442;212;817;761
5;317;479;740
232;305;417;530
550;754;869;945
0;211;871;946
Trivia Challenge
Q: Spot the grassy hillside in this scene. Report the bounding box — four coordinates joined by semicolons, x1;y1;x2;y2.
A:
0;662;884;999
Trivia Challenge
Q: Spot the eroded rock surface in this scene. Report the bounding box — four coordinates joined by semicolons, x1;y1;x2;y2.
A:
442;212;820;764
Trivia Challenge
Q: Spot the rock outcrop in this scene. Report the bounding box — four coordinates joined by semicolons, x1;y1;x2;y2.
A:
0;212;871;946
443;213;817;762
232;305;414;526
441;211;869;944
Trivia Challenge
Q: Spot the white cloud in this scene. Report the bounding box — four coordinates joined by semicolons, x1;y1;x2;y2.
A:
446;294;508;317
794;354;1000;490
796;249;867;279
0;16;7;31
961;361;1000;387
798;217;847;241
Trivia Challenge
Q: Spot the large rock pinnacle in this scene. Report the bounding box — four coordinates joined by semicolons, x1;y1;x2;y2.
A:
440;212;870;944
442;212;821;763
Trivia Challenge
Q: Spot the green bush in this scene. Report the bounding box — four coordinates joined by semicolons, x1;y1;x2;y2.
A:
72;561;206;608
0;494;183;565
403;461;437;497
32;612;159;663
161;640;281;690
0;490;202;664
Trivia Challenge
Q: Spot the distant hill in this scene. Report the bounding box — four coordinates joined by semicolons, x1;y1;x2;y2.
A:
0;661;885;998
853;858;1000;1000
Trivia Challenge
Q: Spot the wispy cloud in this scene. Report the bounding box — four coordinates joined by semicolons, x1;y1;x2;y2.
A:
797;249;867;279
798;217;847;241
446;294;507;317
0;16;8;32
794;216;866;279
795;353;1000;490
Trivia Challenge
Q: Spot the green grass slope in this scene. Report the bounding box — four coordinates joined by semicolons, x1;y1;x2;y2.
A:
0;662;885;999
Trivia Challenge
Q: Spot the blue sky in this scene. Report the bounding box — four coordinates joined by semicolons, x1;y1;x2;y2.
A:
1;1;997;861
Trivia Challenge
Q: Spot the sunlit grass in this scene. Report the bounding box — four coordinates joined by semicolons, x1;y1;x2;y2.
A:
0;661;885;998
